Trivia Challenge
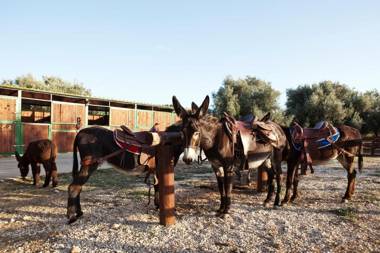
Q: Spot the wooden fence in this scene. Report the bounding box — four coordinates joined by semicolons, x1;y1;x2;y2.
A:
362;137;380;157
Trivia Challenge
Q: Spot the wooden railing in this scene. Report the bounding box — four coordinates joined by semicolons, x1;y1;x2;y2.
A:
362;137;380;157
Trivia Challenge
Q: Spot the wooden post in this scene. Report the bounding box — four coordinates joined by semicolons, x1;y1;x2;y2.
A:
156;144;176;226
257;166;268;192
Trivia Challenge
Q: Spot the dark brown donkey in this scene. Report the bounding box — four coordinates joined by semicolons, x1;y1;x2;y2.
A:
67;123;183;224
281;122;363;205
172;96;288;217
15;139;58;187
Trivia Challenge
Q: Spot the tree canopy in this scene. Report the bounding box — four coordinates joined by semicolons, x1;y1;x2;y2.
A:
212;76;288;123
286;81;380;136
1;74;91;96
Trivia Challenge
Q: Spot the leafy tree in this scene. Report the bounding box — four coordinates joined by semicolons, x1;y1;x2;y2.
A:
1;74;91;96
286;81;362;127
361;90;380;136
212;76;289;124
285;81;380;136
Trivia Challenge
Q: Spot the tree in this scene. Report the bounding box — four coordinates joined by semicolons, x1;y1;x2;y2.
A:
286;81;364;127
1;74;91;96
212;76;289;124
361;90;380;136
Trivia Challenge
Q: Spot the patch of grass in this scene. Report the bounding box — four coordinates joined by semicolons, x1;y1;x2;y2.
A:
332;207;357;220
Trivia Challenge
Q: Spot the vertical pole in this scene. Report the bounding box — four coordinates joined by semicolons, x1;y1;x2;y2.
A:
84;100;89;127
151;107;154;128
257;166;268;192
134;104;138;130
15;90;23;154
157;144;176;226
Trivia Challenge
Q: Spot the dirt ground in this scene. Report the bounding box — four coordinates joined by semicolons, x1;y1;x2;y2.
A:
0;158;379;253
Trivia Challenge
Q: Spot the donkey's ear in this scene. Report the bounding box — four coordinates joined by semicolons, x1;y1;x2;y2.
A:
191;102;199;114
195;95;210;118
15;151;21;161
260;112;271;122
172;96;188;118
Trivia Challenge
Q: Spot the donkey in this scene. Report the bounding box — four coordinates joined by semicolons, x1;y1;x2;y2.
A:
67;123;183;224
172;95;288;217
15;139;58;187
281;124;363;205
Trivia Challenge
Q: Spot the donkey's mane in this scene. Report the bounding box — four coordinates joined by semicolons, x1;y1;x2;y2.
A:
199;114;220;131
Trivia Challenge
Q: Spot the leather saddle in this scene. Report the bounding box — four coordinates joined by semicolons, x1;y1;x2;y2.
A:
114;125;158;157
222;113;280;157
290;121;340;169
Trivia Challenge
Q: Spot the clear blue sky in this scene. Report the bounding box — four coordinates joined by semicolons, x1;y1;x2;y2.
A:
1;1;379;107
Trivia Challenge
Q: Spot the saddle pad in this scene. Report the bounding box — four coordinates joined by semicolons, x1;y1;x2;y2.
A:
290;127;340;151
114;130;142;155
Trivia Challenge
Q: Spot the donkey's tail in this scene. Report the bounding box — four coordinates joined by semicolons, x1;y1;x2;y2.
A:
358;142;363;173
72;134;79;178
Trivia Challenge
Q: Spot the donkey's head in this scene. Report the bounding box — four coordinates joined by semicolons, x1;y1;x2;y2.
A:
172;95;210;164
15;151;29;179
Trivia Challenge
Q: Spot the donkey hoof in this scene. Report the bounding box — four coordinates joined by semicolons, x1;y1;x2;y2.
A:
342;198;349;203
263;201;271;208
42;184;49;188
215;211;223;217
219;213;229;219
76;211;84;218
281;199;289;206
68;216;77;224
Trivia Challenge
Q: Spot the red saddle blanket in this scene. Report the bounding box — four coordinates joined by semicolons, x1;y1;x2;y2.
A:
114;129;142;155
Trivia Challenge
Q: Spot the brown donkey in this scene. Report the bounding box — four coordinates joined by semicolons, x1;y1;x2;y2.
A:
15;139;58;187
281;123;363;205
67;124;183;224
172;95;288;217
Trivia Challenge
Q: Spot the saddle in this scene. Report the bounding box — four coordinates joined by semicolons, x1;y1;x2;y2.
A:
222;113;280;157
290;121;340;169
114;125;159;157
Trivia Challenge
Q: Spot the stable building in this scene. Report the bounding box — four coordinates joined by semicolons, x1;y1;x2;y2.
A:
0;86;178;155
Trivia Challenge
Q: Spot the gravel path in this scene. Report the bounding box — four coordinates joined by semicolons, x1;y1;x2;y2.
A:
0;158;379;253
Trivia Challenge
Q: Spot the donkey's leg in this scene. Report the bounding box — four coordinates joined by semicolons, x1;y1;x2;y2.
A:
154;182;160;209
42;162;52;187
31;163;41;186
300;163;307;175
338;154;356;202
221;166;234;216
51;161;58;187
264;167;275;207
272;151;283;206
290;166;300;202
67;164;97;224
282;160;297;205
213;166;225;215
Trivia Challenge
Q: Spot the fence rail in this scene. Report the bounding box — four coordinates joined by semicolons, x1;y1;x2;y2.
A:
362;137;380;157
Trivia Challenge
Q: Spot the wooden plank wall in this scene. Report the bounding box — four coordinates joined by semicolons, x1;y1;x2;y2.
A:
52;132;76;153
23;124;49;150
0;124;15;153
52;103;85;130
51;102;85;152
0;97;17;153
137;110;153;130
0;97;16;121
110;107;135;129
153;111;172;131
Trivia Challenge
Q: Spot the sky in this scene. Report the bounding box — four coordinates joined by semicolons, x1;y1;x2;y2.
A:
1;1;379;108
